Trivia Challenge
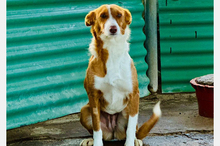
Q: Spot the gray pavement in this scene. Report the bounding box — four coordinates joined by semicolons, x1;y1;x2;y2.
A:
7;93;214;146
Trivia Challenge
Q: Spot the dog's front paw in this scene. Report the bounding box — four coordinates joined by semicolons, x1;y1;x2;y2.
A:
134;139;143;146
124;139;143;146
80;138;94;146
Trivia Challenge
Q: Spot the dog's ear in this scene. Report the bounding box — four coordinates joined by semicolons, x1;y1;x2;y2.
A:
124;9;132;25
85;11;96;26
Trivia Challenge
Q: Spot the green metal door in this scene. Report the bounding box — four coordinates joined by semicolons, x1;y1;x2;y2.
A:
158;0;214;93
7;0;148;129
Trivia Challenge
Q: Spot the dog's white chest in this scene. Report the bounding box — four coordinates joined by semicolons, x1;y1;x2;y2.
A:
94;52;133;114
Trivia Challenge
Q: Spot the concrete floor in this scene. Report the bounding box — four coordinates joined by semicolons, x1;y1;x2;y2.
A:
7;93;214;146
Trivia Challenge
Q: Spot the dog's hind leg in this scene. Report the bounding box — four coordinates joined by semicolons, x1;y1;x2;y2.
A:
80;103;93;134
80;104;115;145
80;104;94;146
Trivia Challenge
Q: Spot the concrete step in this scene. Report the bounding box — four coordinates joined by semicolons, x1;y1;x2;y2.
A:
7;93;213;146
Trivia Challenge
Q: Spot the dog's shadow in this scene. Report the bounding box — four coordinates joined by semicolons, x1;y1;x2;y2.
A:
103;140;150;146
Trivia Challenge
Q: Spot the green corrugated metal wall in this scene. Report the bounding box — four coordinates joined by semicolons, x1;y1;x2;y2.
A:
7;0;148;129
158;0;214;93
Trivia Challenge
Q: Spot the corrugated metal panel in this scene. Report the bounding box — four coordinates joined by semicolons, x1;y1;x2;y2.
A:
7;0;148;129
158;0;214;93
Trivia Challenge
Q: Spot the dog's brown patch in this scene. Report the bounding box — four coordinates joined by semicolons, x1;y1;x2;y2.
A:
110;4;132;34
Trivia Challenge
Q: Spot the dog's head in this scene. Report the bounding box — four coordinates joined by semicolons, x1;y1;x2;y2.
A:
85;4;132;39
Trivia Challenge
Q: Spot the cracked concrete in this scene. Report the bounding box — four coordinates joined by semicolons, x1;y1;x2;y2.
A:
7;93;214;146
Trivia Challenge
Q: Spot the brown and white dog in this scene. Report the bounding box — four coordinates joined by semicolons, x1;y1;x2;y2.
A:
80;4;161;146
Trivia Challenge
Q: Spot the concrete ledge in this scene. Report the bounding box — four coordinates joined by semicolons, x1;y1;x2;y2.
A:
7;93;214;146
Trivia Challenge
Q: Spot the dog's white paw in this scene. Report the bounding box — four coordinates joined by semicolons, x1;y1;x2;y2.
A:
80;138;94;146
124;139;143;146
134;139;143;146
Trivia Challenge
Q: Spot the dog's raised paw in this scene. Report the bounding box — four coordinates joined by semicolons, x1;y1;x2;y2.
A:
134;139;143;146
80;138;94;146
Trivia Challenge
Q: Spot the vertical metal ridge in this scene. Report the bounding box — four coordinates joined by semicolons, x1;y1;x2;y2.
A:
144;0;158;93
141;0;151;94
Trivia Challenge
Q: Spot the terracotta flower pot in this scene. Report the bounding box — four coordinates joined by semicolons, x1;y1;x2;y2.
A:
190;77;213;118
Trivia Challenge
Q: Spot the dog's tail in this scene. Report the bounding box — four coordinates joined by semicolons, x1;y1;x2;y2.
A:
136;101;162;140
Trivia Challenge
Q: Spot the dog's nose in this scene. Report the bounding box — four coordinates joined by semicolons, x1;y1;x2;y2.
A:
109;26;117;34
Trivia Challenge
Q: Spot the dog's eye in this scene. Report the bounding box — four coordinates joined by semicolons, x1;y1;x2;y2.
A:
100;13;107;19
117;13;122;18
